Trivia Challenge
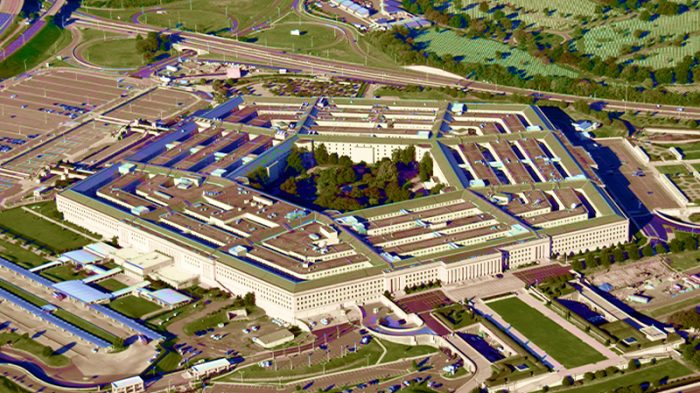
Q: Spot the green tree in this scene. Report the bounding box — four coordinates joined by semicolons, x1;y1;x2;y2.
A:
600;249;611;267
642;245;654;257
243;292;256;307
562;376;573;386
571;259;584;271
112;337;125;350
314;143;329;165
385;181;410;203
285;148;305;176
613;248;626;263
628;358;639;370
419;154;433;182
654;243;666;255
585;253;597;269
280;177;298;195
247;167;268;187
625;243;640;260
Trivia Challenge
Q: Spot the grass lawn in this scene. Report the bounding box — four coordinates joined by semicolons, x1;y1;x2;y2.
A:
559;360;691;393
81;38;148;68
487;297;606;368
380;339;437;363
0;237;47;268
0;21;72;79
183;310;228;336
140;9;232;33
666;249;700;271
96;278;128;292
0;279;48;307
40;264;90;282
0;376;30;393
656;165;690;175
23;202;100;239
151;349;182;373
221;338;435;382
647;294;700;318
415;29;577;78
0;208;91;253
0;332;70;367
109;295;161;319
84;0;293;33
53;309;120;344
226;339;385;381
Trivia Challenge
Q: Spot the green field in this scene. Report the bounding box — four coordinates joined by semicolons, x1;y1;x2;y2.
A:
40;264;90;282
0;376;30;393
97;278;128;292
0;208;91;254
0;237;47;268
666;248;700;271
631;35;700;69
577;9;700;67
487;296;606;368
0;279;48;307
380;339;436;363
656;165;690;175
249;13;393;67
647;295;700;318
0;21;72;79
559;360;691;393
81;38;149;68
139;9;232;33
415;29;578;78
151;349;182;373
0;332;70;367
83;0;294;34
109;295;161;319
456;0;599;30
183;310;228;336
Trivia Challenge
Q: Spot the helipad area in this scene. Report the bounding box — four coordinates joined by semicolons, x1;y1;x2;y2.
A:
56;97;629;322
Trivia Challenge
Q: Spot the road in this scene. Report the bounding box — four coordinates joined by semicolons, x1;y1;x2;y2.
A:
69;12;700;119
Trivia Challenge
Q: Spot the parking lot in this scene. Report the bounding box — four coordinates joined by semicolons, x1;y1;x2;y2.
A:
2;121;120;174
103;87;203;122
0;69;131;159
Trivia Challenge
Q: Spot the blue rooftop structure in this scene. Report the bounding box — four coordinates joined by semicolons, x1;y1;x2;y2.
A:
199;96;244;120
52;280;112;304
90;304;164;341
0;287;111;348
61;249;102;265
149;289;191;307
0;257;55;288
